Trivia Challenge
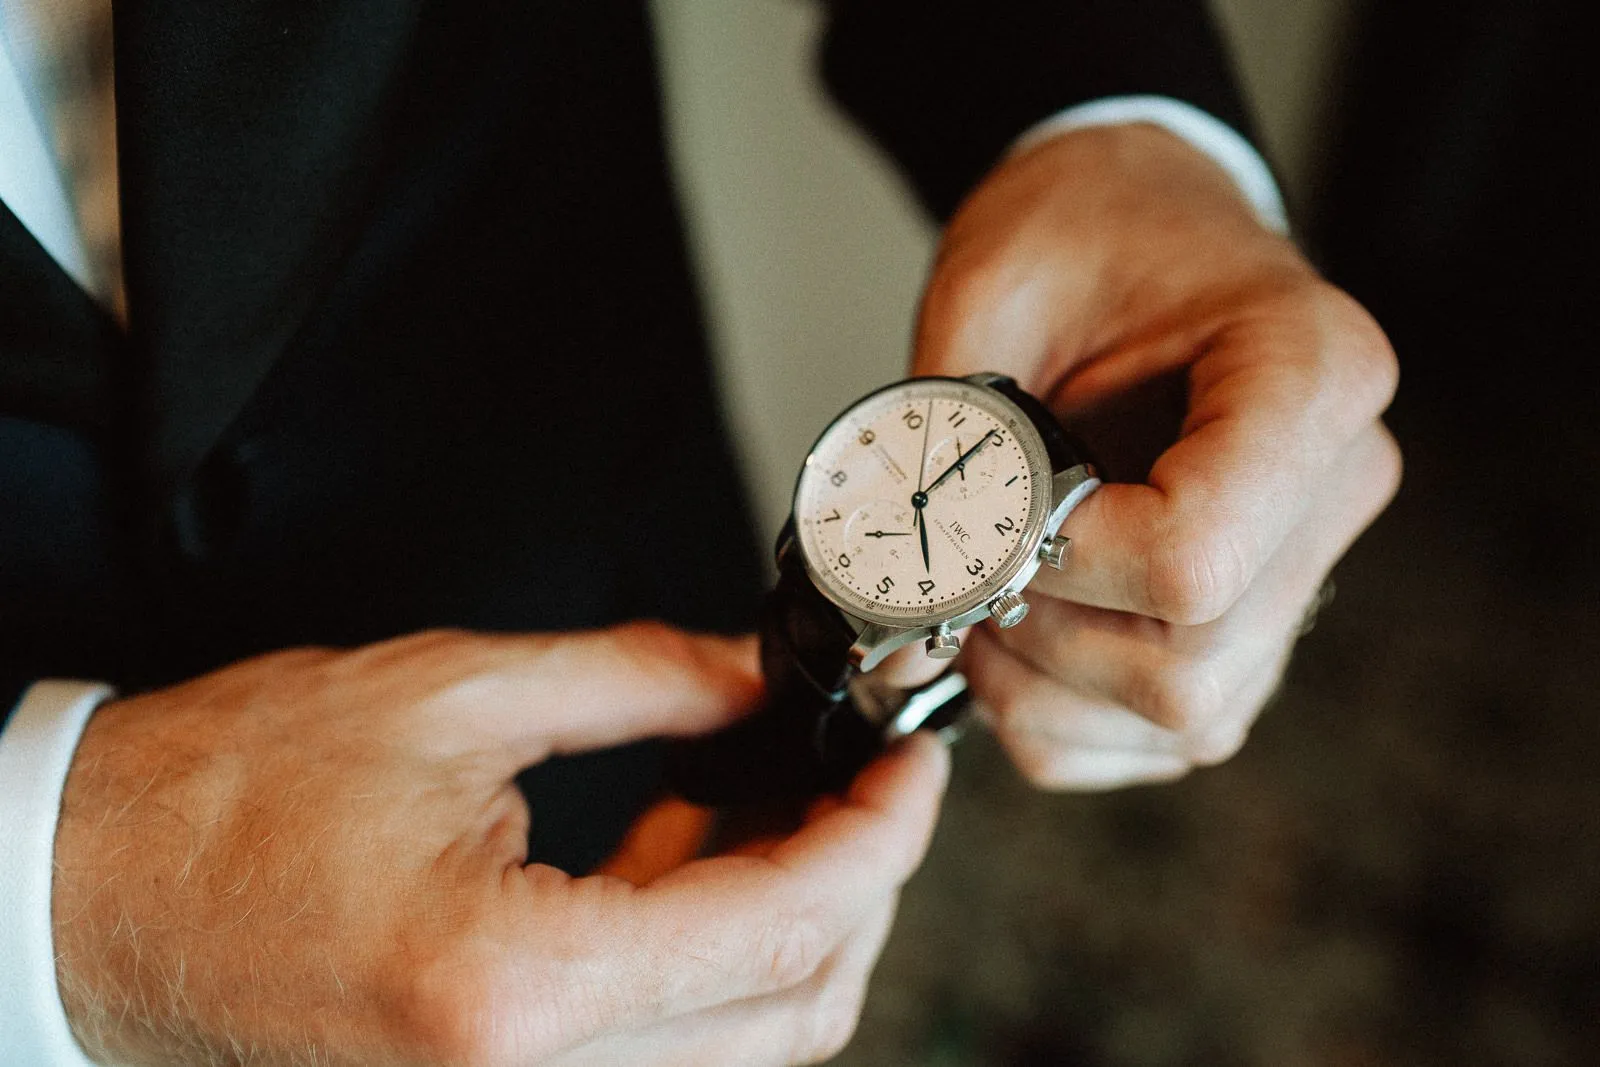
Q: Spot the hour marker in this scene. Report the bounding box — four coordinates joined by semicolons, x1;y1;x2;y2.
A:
948;412;966;428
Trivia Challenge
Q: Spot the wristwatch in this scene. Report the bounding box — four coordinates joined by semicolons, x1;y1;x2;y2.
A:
667;373;1098;804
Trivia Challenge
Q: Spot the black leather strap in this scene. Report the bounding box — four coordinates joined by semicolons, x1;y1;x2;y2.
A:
985;375;1095;474
760;541;859;705
666;541;874;804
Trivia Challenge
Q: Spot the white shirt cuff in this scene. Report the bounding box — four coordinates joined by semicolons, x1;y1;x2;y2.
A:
0;680;115;1067
1011;94;1290;236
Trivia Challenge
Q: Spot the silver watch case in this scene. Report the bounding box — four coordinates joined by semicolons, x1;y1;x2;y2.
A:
784;372;1100;672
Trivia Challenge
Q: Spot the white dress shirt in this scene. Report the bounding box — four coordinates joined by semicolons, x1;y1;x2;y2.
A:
0;7;1286;1060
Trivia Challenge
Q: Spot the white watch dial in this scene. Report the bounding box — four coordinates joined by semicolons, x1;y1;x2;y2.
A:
793;378;1052;625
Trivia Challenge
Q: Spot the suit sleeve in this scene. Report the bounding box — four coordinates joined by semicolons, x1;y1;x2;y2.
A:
817;0;1259;220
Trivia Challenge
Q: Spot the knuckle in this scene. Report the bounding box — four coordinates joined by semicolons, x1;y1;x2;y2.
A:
614;618;682;655
1128;661;1226;735
999;730;1072;791
1184;718;1248;766
800;1004;864;1062
758;913;831;993
1145;525;1252;625
398;956;530;1067
1372;424;1405;511
792;991;864;1064
1319;284;1400;416
980;685;1027;732
392;627;475;657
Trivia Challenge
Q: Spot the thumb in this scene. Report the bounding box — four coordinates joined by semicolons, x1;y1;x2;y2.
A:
451;622;762;768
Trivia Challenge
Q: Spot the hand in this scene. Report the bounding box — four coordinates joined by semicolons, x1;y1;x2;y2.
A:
52;624;950;1065
909;123;1401;789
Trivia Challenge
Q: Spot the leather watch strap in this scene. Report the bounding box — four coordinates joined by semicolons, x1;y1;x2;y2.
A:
666;542;874;804
985;375;1095;473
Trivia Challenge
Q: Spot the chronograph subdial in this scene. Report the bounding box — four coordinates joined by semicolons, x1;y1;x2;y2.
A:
843;499;916;569
924;434;999;501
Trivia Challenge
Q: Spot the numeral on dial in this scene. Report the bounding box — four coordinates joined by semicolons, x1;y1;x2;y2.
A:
838;553;851;568
966;559;985;576
901;409;924;430
831;471;847;487
918;579;936;596
822;508;841;522
994;516;1017;535
858;429;876;446
876;576;895;595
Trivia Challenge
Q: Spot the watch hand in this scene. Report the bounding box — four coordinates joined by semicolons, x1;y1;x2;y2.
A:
862;530;910;538
910;399;934;530
926;430;1000;496
918;510;931;572
955;438;966;481
915;400;933;493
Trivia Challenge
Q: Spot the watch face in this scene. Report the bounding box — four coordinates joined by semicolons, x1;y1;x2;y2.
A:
793;377;1053;626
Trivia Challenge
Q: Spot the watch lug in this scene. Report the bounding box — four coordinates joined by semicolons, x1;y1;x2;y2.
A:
773;517;798;566
1049;463;1100;525
964;371;1013;390
848;621;924;672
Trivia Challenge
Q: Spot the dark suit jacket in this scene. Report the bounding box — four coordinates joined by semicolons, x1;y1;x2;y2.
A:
1;0;1251;870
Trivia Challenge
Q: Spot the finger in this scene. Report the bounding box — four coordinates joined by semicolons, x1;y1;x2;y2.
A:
965;624;1185;752
980;423;1400;762
761;731;948;888
532;735;947;1034
970;620;1249;781
550;899;899;1067
991;727;1192;791
596;796;716;886
1008;423;1396;710
399;623;764;766
1028;290;1397;624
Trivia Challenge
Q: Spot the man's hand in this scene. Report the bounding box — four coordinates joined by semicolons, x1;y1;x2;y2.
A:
52;624;949;1066
911;123;1401;789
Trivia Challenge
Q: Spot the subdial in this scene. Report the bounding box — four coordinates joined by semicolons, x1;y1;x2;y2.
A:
925;434;999;501
844;499;916;568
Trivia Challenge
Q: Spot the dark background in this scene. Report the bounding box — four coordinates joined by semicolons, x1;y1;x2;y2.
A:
839;2;1600;1063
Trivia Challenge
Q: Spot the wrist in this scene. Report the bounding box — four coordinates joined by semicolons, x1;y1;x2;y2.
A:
51;696;214;1067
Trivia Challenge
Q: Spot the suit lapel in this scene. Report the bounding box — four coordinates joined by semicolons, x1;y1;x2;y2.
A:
0;199;121;430
114;0;421;495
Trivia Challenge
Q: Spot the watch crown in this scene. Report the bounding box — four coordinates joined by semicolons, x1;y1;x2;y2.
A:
925;624;962;659
1039;536;1069;570
988;590;1030;629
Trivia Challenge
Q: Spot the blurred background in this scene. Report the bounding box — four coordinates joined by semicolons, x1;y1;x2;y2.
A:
652;1;1599;1063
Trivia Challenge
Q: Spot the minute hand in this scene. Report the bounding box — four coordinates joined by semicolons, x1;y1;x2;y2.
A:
925;430;1001;496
